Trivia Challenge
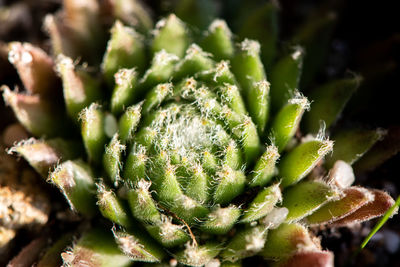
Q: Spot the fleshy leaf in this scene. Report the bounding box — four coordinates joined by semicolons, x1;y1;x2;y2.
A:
113;228;166;263
306;187;374;225
200;205;241;235
238;2;279;67
8;42;59;97
279;250;334;267
304;76;361;133
241;183;281;223
221;225;268;262
2;86;68;137
152;14;190;58
260;223;318;260
50;160;97;216
354;126;400;173
96;183;131;228
102;21;146;86
9;138;81;177
325;128;385;168
269;47;304;111
282;180;339;222
271;93;309;152
201;20;234;60
175;242;221;267
61;228;133;267
279;139;333;188
332;190;396;226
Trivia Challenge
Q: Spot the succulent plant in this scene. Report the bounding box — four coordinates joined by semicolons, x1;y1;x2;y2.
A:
1;0;398;266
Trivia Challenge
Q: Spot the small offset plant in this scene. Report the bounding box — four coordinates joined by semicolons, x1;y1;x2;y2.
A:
1;0;398;266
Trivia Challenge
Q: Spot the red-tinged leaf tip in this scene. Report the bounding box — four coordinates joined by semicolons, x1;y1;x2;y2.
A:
361;195;400;249
307;186;374;225
8;42;58;96
332;189;396;227
2;86;65;137
8;138;61;177
279;250;334;267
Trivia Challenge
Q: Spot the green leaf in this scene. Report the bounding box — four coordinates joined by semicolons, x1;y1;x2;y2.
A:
270;93;309;152
111;68;139;115
326;128;385;168
200;205;241;235
279;139;333;188
221;225;268;262
96;183;131;228
80;104;110;165
201;20;234;60
249;145;279;187
282;180;339;222
241;183;281;223
304;76;361;133
113;228;166;263
176;243;221;267
152;14;190;58
232;39;266;96
102;21;146;86
269;47;304;111
238;2;279;67
56;55;102;122
260;223;317;260
50;160;97;216
63;228;133;267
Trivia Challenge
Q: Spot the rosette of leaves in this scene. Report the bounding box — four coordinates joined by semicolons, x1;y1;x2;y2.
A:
1;0;398;266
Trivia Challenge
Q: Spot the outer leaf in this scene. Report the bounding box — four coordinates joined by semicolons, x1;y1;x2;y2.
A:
279;139;333;188
241;183;281;223
260;223;317;260
201;20;234;60
269;47;304;111
354;126;400;173
271;93;309;152
325;128;385;168
306;187;374;225
152;14;189;58
96;183;131;228
50;160;97;216
2;86;67;137
279;250;334;267
304;77;361;133
238;2;279;67
9;138;81;177
102;21;146;86
293;12;336;87
282;180;339;222
221;225;268;262
56;54;102;121
176;242;221;267
8;42;59;97
113;228;166;263
200;205;241;235
62;228;133;267
332;190;396;226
